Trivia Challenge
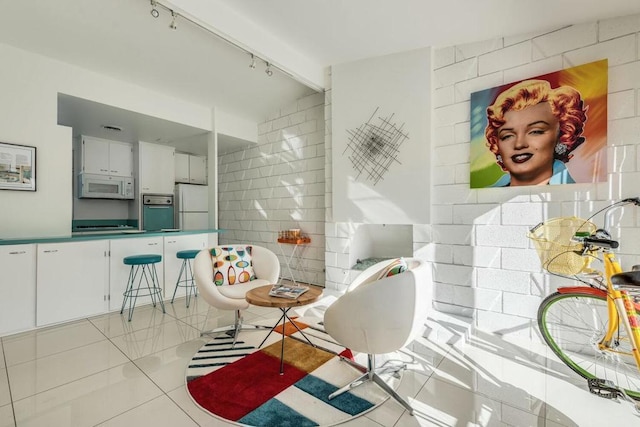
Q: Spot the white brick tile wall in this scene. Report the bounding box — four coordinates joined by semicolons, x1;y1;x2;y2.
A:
478;41;532;76
501;248;541;273
532;23;598;60
599;15;640;41
218;91;325;285
434;46;455;69
452;204;501;225
433;125;455;147
432;224;474;245
476;225;529;249
502;292;541;319
434;58;478;88
454;72;504;103
477;268;529;294
563;35;636;68
433;101;471;127
456;38;503;61
503;56;563;85
609;90;636;119
430;13;640;335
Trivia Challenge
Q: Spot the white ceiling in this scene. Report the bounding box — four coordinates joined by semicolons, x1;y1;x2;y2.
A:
2;0;640;155
217;0;640;67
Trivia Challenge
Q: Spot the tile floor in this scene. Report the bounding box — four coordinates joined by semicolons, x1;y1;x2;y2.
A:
1;290;639;427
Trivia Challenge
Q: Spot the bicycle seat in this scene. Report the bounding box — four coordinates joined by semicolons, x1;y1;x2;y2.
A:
610;270;640;287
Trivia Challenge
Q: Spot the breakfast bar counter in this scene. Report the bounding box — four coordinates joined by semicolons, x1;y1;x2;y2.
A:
0;228;222;245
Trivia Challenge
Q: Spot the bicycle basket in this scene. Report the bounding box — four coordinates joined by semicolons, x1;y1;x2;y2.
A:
528;216;597;276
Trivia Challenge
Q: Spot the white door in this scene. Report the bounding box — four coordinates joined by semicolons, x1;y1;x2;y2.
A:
181;212;209;230
180;184;208;212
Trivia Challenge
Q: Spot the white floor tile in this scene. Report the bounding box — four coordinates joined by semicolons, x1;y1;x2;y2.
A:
12;362;162;427
2;320;105;366
0;404;13;427
89;305;173;339
0;369;9;407
2;306;640;427
97;394;199;427
7;339;129;401
134;338;208;392
109;320;200;360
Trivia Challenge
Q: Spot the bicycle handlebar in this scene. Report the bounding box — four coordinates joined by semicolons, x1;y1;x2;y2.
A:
582;237;619;249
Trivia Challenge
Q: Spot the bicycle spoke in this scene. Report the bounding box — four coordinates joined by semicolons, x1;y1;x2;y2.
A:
539;292;640;398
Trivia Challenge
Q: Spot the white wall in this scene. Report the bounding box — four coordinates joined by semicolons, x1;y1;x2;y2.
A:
331;48;431;224
431;13;640;339
217;92;326;285
0;42;232;239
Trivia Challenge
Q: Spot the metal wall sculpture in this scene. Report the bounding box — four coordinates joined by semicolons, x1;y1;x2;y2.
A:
343;107;409;185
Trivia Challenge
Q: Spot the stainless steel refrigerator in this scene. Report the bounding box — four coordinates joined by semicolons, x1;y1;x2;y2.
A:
174;184;209;230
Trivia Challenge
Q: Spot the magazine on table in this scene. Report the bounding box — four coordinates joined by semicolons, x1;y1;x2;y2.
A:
269;284;309;299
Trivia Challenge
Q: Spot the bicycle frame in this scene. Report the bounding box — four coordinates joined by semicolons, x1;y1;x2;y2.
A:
557;251;640;369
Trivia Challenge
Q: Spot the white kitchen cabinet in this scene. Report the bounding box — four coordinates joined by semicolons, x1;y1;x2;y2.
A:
81;135;133;177
0;244;36;335
174;152;190;183
109;236;164;311
163;233;208;300
174;153;207;185
139;141;175;194
189;155;207;184
36;240;109;327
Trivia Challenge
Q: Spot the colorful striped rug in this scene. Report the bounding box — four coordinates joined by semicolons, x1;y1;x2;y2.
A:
186;317;400;426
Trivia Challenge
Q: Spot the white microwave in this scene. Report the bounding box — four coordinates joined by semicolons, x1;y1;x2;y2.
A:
78;173;134;200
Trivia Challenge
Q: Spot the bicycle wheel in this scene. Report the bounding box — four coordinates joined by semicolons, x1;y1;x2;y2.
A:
538;291;640;399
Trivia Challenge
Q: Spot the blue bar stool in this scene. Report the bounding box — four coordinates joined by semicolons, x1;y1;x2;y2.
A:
121;254;165;321
171;249;200;308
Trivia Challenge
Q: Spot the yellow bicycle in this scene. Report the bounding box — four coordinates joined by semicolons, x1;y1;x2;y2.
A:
529;198;640;412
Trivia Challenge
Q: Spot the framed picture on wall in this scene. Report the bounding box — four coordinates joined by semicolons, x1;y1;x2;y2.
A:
0;141;36;191
469;59;608;188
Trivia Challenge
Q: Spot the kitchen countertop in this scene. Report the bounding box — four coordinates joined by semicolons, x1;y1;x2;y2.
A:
0;229;223;246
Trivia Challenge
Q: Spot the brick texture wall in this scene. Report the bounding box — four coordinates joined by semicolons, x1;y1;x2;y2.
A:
217;92;326;285
431;14;640;339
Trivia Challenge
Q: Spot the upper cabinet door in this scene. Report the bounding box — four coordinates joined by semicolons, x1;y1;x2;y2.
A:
174;152;190;183
189;155;207;184
109;141;134;177
81;136;133;177
139;141;175;194
82;136;110;175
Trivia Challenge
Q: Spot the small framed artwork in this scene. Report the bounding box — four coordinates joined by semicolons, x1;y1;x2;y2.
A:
0;142;36;191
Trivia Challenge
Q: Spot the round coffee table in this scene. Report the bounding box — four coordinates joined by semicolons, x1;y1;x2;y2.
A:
245;284;323;374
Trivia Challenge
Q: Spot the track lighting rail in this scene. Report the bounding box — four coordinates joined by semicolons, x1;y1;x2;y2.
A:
147;0;292;80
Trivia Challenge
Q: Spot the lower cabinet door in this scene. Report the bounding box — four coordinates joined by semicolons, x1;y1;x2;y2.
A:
36;240;109;326
0;244;36;335
109;237;164;311
163;234;208;300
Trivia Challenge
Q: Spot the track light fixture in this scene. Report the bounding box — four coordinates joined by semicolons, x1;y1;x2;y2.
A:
143;2;304;85
169;10;177;30
150;0;159;18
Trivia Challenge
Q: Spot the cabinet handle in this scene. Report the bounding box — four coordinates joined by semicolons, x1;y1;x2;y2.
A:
43;249;58;253
148;243;158;246
8;251;26;255
167;240;176;243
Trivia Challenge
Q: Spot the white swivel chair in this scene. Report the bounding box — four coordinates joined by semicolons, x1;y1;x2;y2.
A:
193;245;280;344
323;257;432;415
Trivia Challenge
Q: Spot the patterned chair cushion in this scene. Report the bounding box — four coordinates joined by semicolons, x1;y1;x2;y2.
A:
210;246;256;286
376;258;408;280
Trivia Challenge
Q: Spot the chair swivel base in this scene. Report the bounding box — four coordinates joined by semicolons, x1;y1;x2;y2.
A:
200;309;270;347
328;354;414;415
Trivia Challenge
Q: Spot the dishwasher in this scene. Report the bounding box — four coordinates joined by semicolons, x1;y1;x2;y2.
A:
142;194;175;231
